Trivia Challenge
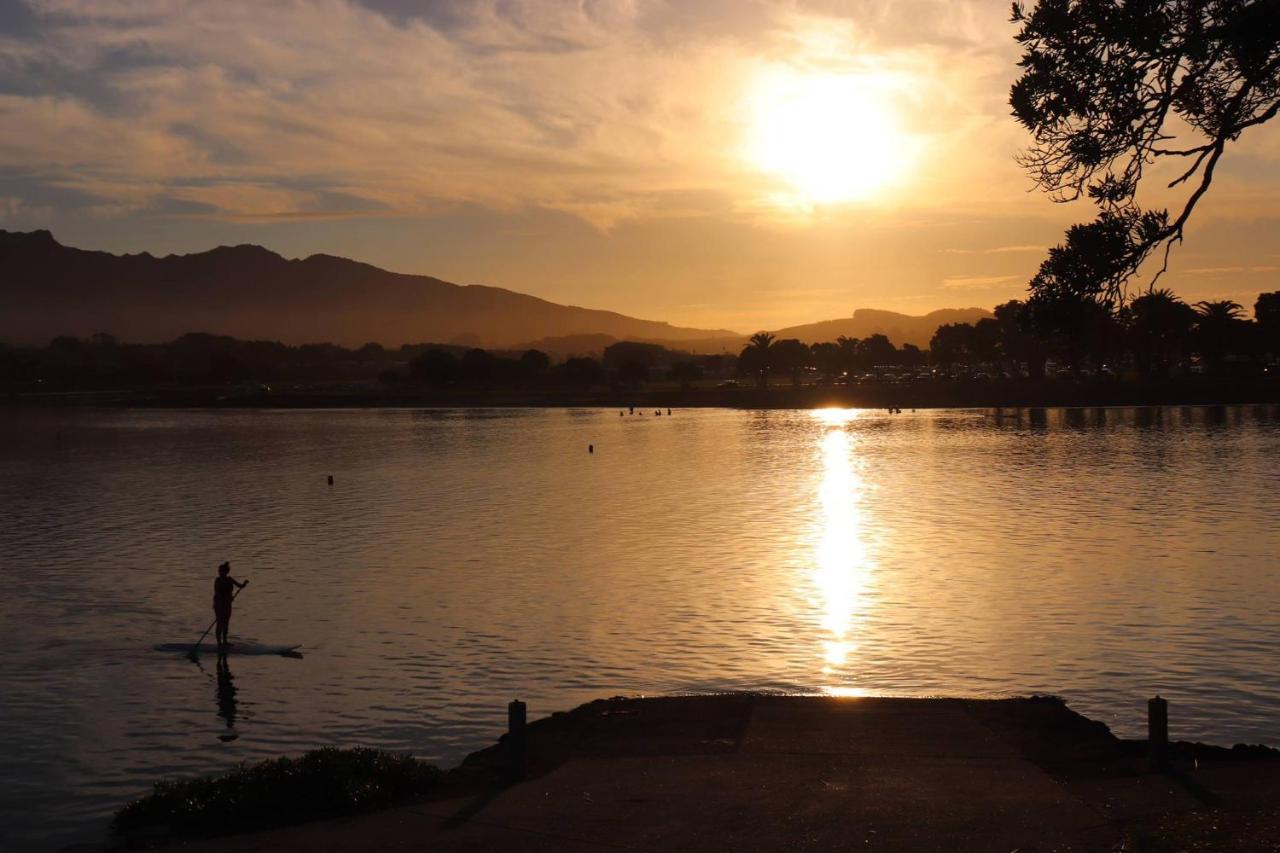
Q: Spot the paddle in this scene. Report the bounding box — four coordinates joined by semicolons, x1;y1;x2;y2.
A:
188;580;249;661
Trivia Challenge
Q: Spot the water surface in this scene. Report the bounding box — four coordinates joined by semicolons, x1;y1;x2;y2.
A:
2;405;1278;850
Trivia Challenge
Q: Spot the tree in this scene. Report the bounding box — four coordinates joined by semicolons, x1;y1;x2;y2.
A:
1012;0;1280;305
518;349;551;385
770;338;811;387
562;356;603;391
899;343;927;367
667;361;703;391
970;319;1003;366
617;361;649;389
739;332;775;389
810;341;844;380
1256;291;1280;356
459;348;496;387
836;336;861;373
519;349;550;372
410;348;458;387
1027;291;1122;375
1193;299;1246;373
603;341;665;369
1125;288;1197;378
930;323;974;367
855;334;897;370
355;342;385;361
992;299;1044;377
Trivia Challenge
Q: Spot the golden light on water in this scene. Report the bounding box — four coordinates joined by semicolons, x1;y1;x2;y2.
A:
744;68;911;206
810;410;874;682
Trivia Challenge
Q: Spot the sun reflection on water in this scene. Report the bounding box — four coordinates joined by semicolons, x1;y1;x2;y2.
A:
810;409;875;689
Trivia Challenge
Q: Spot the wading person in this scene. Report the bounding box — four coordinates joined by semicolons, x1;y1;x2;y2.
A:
213;562;248;650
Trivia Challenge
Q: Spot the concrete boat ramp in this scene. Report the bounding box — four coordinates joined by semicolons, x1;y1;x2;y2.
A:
144;695;1280;851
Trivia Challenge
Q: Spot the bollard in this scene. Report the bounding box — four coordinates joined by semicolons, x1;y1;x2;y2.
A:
1149;695;1168;770
507;699;527;780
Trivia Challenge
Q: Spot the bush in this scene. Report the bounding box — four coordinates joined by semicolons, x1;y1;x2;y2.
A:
113;747;441;837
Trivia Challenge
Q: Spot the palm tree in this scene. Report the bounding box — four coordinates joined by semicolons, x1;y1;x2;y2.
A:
1193;300;1245;374
739;332;775;389
1127;288;1196;379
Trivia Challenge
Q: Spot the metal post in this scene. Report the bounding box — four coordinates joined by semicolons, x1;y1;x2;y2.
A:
1149;695;1168;770
507;699;527;780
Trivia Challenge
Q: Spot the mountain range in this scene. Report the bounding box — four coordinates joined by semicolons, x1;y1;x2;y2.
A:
0;230;990;353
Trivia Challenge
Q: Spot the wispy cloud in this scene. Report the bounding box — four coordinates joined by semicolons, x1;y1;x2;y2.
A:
940;274;1018;289
940;244;1044;255
1182;265;1279;275
0;0;1025;228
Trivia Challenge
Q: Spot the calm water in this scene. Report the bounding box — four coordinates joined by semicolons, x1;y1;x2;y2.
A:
2;405;1279;850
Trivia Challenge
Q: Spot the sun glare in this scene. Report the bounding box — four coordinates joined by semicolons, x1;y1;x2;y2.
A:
745;69;910;206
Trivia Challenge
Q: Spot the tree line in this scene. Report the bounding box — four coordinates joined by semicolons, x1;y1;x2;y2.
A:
0;333;733;392
736;291;1278;387
3;289;1275;394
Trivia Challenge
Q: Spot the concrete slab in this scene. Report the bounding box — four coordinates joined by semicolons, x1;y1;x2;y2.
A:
742;696;1023;759
127;696;1280;853
435;751;1110;851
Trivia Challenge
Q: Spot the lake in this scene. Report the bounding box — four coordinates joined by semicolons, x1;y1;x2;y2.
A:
2;405;1279;850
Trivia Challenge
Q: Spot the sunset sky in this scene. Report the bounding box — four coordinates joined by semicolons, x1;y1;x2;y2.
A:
1;0;1277;332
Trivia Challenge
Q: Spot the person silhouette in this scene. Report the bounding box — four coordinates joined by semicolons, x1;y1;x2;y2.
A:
213;562;248;650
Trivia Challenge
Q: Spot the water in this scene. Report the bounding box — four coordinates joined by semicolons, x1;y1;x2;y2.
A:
2;405;1279;850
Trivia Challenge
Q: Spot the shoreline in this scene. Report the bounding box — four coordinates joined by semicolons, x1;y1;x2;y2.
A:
8;376;1280;411
112;693;1280;852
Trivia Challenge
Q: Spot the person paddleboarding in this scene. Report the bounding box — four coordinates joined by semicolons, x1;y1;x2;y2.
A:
213;562;248;650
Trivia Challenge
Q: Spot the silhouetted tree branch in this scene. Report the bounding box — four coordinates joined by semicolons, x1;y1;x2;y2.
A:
1011;0;1280;303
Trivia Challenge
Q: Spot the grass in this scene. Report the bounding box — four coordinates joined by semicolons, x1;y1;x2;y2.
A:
112;747;441;837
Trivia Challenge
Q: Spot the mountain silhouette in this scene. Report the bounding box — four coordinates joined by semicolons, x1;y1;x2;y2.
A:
1;230;994;351
766;308;994;349
0;230;738;348
650;309;995;355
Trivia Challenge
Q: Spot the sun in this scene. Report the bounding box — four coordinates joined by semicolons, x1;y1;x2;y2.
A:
745;69;910;206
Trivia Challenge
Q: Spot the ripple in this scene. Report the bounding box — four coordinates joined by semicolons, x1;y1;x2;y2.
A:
0;406;1278;850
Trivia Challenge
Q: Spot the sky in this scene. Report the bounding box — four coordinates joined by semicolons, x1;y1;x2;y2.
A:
1;0;1278;333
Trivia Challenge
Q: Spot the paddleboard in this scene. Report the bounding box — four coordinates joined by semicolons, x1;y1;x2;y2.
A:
155;642;302;657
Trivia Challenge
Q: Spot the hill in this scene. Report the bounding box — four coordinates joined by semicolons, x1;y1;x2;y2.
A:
768;308;993;349
661;308;995;355
0;230;739;348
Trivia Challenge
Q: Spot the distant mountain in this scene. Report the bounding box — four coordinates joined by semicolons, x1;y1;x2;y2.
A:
766;308;994;349
660;308;995;355
0;230;739;348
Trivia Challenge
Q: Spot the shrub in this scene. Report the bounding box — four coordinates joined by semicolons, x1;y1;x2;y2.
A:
113;747;441;837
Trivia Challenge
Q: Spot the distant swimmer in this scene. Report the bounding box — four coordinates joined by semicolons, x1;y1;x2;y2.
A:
629;406;634;415
667;408;672;416
212;562;248;650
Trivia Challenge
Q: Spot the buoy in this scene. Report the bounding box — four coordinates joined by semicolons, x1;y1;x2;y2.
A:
588;444;594;454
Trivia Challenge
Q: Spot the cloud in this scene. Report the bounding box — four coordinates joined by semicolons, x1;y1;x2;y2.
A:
1181;265;1280;275
940;244;1043;255
0;0;1030;228
940;274;1018;289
